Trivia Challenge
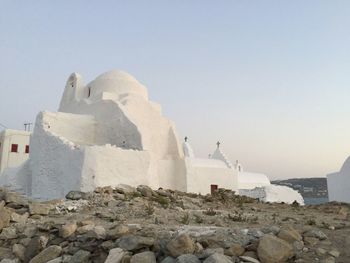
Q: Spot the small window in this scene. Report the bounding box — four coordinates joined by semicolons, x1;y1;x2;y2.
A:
25;145;29;154
11;144;18;153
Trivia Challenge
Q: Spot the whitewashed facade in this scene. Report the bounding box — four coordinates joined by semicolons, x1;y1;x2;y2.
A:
327;157;350;203
0;129;30;173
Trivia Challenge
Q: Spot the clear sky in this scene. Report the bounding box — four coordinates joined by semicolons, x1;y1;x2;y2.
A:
1;1;350;180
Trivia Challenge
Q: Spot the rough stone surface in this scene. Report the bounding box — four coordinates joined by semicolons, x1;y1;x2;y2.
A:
29;203;51;215
257;234;294;263
224;243;245;256
118;235;154;251
0;227;17;239
28;245;62;263
60;222;77;238
277;227;302;243
69;250;90;263
167;234;195;257
0;205;11;230
12;244;25;261
203;253;232;263
130;251;156;263
104;248;127;263
175;254;200;263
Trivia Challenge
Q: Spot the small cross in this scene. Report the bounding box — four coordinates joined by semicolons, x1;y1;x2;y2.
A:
216;141;221;148
184;136;188;142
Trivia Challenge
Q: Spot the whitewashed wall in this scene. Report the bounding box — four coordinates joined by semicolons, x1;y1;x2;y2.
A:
327;157;350;203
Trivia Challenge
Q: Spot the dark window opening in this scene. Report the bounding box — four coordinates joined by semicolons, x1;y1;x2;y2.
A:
25;145;29;154
11;144;18;153
88;87;91;98
211;184;218;195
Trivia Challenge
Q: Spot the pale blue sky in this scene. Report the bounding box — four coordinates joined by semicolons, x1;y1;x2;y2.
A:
1;1;350;179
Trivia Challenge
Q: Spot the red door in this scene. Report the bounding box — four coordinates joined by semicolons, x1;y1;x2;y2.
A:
211;184;218;194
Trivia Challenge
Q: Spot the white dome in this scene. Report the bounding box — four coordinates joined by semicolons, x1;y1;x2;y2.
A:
87;70;148;100
340;156;350;173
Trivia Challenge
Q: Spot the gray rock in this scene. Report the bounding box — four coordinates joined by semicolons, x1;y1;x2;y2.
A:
29;245;62;263
203;253;232;263
5;191;28;207
328;249;340;258
65;191;89;200
0;248;13;261
166;234;195;257
277;227;302;244
108;225;129;239
198;248;224;259
104;248;127;263
161;257;176;263
10;212;29;224
0;259;20;263
116;184;136;194
321;257;336;263
46;258;63;263
76;224;94;235
137;185;154;197
29;203;52;215
0;227;17;239
60;223;77;238
304;229;327;240
257;234;294;263
24;236;49;262
0;204;11;231
224;243;245;257
12;244;25;261
261;226;280;235
130;251;156;263
176;254;200;263
69;250;90;263
118;235;154;251
239;256;261;263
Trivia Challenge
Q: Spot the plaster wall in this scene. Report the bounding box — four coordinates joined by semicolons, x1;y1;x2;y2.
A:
239;185;304;205
0;130;30;173
237;172;271;190
184;158;238;195
327;157;350;203
29;112;86;199
157;159;187;192
81;145;151;192
40;111;96;145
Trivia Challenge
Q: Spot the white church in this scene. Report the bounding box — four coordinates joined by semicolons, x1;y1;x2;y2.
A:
0;70;303;203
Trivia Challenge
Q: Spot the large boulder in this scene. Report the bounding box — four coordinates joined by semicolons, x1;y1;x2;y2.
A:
277;227;302;244
118;235;154;251
104;248;128;263
203;253;232;263
0;202;11;231
130;251;156;263
28;245;62;263
257;234;294;263
166;234;195;258
137;185;154;197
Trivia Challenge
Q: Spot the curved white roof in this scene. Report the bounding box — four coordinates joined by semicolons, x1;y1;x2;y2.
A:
87;70;148;100
340;156;350;173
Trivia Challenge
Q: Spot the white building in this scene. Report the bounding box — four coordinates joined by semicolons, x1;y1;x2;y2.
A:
0;70;303;204
0;129;30;173
327;156;350;203
1;71;239;199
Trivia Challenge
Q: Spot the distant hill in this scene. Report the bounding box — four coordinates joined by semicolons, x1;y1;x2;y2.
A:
272;178;328;198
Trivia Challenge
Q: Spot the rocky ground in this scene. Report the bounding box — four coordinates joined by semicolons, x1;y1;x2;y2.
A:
0;185;349;263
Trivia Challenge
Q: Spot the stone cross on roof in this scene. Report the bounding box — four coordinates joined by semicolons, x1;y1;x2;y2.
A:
216;141;221;148
184;136;188;142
